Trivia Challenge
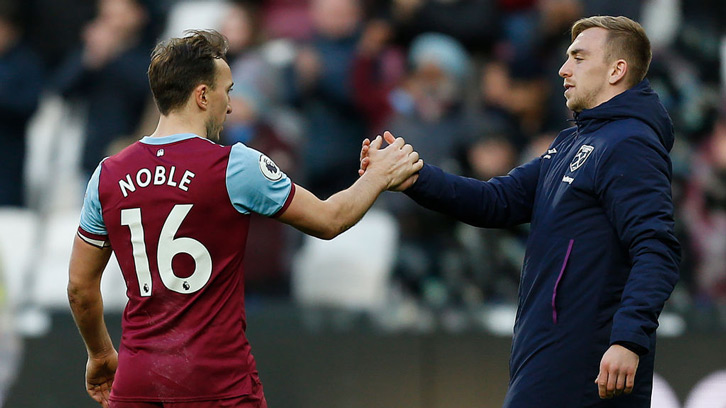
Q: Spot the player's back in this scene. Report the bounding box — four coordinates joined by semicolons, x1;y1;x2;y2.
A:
94;134;259;402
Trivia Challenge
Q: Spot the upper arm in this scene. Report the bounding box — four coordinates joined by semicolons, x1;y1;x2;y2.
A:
226;143;294;216
68;234;113;290
596;135;679;258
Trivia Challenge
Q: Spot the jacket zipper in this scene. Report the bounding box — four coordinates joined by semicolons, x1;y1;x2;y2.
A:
552;239;574;324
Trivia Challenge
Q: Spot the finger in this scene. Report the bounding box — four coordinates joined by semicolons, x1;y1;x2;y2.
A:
361;157;370;171
614;370;626;396
408;151;420;165
413;158;424;172
596;371;607;399
369;135;383;150
606;367;617;398
383;131;396;145
360;139;371;161
624;370;636;395
401;143;414;156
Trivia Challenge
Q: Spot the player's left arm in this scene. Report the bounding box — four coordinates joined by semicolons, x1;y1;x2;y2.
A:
68;235;117;408
595;133;681;398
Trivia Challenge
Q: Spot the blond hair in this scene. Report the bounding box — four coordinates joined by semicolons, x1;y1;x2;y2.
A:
571;16;651;87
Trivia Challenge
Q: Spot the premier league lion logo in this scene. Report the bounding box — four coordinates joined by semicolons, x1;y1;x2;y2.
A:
259;154;283;181
570;145;594;172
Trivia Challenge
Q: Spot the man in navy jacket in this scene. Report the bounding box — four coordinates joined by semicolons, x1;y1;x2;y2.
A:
361;16;680;407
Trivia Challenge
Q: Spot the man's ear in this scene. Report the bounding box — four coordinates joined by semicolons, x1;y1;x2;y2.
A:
194;84;209;110
608;59;628;85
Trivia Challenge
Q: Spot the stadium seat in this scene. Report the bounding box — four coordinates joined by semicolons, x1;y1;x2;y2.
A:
162;0;232;39
0;208;39;308
31;210;127;311
291;209;399;312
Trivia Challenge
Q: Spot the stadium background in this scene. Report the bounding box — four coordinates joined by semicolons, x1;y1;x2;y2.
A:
1;0;725;407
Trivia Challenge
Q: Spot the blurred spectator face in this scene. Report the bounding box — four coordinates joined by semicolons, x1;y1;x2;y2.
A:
221;4;257;55
468;137;517;180
558;27;612;112
97;0;147;37
711;119;726;170
481;62;510;108
0;17;16;54
311;0;361;39
403;62;459;121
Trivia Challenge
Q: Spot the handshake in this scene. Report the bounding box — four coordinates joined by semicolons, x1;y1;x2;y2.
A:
357;131;423;192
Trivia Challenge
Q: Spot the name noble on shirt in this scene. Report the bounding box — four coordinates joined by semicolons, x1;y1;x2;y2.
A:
118;166;195;197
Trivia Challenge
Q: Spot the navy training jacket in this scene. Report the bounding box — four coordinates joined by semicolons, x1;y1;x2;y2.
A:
405;80;681;407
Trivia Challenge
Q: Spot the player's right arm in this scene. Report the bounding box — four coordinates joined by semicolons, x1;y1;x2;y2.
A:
277;134;422;239
68;236;117;408
69;162;118;408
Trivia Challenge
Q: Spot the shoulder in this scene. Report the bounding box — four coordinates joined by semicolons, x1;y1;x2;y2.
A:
599;119;661;148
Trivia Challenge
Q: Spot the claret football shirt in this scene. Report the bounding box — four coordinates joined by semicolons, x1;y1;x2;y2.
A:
77;133;294;402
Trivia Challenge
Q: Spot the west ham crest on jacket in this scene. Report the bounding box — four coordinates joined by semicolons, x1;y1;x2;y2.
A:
570;145;594;172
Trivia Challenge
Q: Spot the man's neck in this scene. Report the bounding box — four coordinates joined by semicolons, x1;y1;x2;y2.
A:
150;113;207;139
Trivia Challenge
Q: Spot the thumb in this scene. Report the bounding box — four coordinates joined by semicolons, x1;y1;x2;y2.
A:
370;135;383;150
383;131;396;145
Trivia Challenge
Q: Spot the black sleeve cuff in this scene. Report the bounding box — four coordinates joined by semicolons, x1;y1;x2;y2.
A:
614;341;648;356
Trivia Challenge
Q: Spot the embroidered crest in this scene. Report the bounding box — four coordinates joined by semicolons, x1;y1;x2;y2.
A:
259;154;282;181
569;145;594;172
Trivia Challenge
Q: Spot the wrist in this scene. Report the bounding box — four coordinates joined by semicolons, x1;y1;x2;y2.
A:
88;344;116;360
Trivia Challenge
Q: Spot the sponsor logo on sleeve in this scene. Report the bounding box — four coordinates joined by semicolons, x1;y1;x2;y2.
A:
569;144;594;172
259;154;283;181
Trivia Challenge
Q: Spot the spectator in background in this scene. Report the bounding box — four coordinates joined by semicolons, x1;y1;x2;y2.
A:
683;114;726;325
356;32;474;311
0;0;43;206
457;134;526;305
388;0;499;52
282;0;368;198
53;0;152;179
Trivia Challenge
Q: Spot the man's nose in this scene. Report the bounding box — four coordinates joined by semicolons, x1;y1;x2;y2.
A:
559;61;571;78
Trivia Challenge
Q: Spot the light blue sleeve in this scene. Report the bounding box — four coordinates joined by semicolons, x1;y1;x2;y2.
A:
79;162;107;235
226;143;293;216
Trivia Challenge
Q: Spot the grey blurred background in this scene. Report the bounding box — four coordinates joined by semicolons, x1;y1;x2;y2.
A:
1;0;725;407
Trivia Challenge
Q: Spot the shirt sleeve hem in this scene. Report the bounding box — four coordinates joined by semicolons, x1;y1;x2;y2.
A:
77;227;110;248
272;183;296;218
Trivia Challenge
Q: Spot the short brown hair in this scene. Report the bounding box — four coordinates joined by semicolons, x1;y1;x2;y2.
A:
571;16;651;87
148;30;229;115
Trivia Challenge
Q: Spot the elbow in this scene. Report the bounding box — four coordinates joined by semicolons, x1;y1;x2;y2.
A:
67;280;95;312
67;281;83;309
313;224;346;240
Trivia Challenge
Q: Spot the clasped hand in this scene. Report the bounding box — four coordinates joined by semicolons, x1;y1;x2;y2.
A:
360;131;422;191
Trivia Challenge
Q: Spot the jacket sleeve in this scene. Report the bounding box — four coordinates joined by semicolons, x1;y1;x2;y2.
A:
596;134;681;354
403;159;541;228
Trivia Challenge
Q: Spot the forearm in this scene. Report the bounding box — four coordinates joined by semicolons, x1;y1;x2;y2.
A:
321;172;387;238
68;283;114;357
404;163;537;227
611;238;679;351
67;235;114;357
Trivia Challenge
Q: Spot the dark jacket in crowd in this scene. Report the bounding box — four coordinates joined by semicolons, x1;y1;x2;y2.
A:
404;80;680;407
0;41;43;206
53;45;150;177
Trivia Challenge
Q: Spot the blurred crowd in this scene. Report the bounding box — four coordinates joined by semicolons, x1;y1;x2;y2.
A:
1;0;726;331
